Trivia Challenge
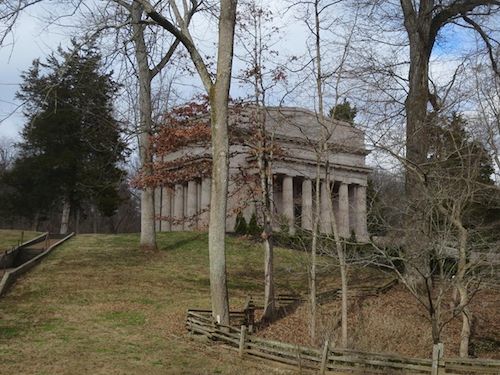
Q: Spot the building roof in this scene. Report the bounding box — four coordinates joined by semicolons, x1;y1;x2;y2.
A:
230;106;365;150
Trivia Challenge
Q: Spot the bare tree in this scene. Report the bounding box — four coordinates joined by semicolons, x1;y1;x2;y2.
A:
134;0;238;324
398;0;499;174
127;1;197;251
370;112;499;357
236;0;288;321
399;0;500;284
286;0;360;346
470;51;500;178
351;0;500;286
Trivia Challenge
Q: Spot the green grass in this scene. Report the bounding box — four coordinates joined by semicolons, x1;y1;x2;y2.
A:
0;231;386;374
0;229;41;253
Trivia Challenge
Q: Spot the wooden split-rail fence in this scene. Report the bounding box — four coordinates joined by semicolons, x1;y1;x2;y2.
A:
316;279;398;305
246;279;399;312
186;301;500;374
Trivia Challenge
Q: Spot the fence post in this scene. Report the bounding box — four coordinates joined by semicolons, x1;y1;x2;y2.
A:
320;339;330;374
248;301;255;333
296;345;303;372
211;316;220;341
244;297;255;333
239;325;247;357
431;343;444;375
243;297;250;324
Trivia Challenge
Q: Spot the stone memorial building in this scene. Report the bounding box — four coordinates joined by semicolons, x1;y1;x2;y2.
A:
154;107;371;241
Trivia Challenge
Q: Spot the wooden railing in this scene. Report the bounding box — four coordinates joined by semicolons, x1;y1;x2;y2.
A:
0;232;49;269
186;309;500;374
0;232;74;297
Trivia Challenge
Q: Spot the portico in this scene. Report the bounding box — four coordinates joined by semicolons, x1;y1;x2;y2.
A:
154;106;371;242
272;174;368;241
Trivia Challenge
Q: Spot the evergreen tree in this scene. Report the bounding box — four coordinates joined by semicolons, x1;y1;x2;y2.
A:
6;40;127;231
329;99;357;123
427;113;498;232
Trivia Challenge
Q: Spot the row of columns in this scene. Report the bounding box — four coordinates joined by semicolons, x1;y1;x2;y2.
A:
156;175;368;242
281;176;368;241
155;177;211;232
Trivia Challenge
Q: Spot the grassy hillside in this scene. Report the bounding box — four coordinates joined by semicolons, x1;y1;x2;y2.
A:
0;232;339;374
0;230;41;253
1;232;496;374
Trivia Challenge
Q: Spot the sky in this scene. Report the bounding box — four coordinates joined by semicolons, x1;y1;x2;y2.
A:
0;3;293;140
0;1;479;143
0;6;241;140
0;10;71;140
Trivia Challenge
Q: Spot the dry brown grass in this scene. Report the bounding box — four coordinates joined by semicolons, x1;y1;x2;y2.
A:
0;232;312;374
257;284;500;360
2;231;496;374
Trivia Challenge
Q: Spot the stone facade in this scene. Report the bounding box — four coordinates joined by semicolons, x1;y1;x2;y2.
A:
154;107;371;242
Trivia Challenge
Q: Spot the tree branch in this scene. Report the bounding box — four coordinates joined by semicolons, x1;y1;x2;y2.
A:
150;40;180;78
461;14;500;77
133;0;213;91
150;0;198;79
430;0;500;42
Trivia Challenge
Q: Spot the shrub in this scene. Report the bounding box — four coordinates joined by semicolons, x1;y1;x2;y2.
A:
247;213;262;236
234;212;248;235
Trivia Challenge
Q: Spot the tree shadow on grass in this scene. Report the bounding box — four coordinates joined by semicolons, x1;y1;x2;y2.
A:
159;233;207;252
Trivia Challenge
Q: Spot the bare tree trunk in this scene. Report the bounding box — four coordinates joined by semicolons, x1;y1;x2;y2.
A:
437;203;471;356
242;5;276;321
403;6;432;178
75;207;80;234
60;196;71;234
310;160;322;343
455;217;471;357
257;100;275;320
431;311;440;344
32;212;40;232
459;296;471;357
338;243;348;347
425;272;441;345
308;0;324;345
309;0;350;346
207;0;238;325
208;104;230;325
261;131;275;321
132;2;157;251
325;177;348;348
401;0;434;287
137;0;237;325
314;0;324;117
262;223;275;320
90;204;98;234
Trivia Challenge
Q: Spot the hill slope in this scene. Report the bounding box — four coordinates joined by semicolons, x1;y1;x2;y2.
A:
0;232;319;374
1;232;497;374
